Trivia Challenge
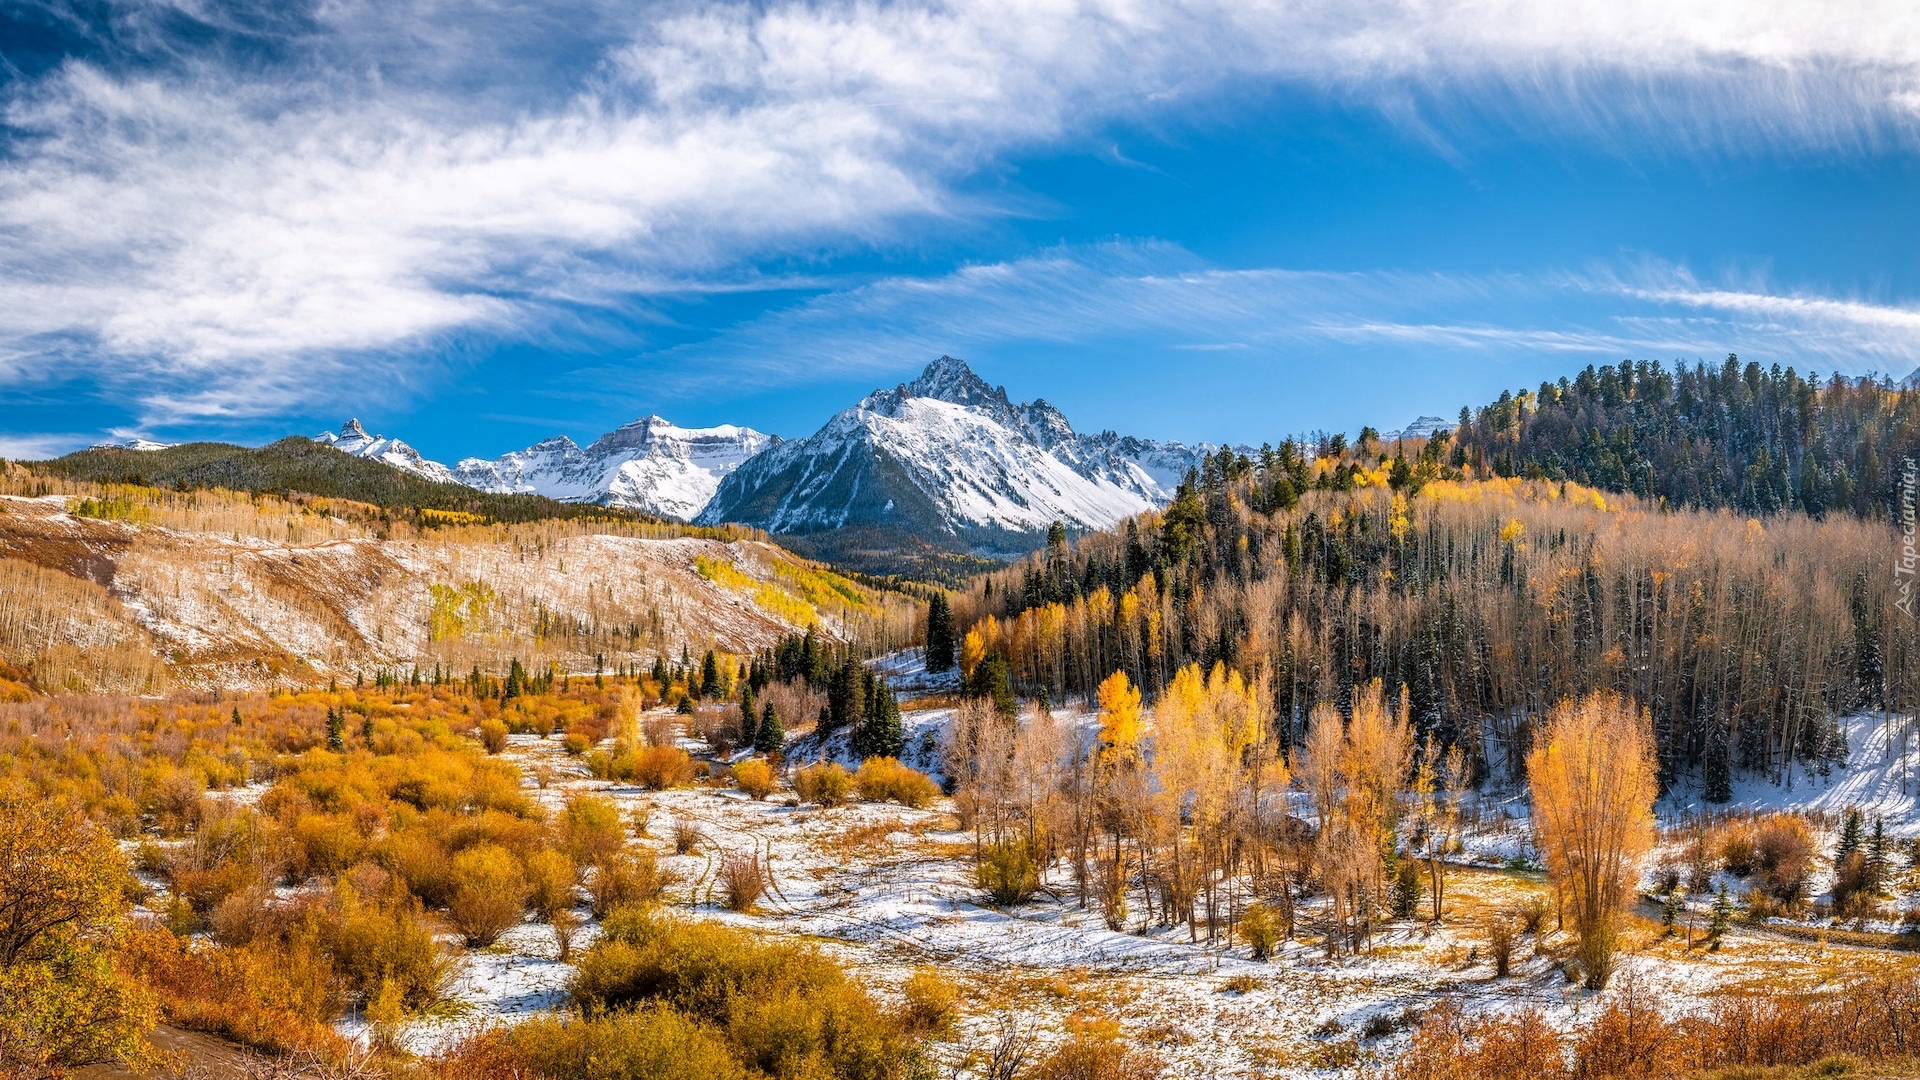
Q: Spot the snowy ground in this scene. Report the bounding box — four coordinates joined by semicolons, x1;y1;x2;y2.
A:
372;704;1920;1077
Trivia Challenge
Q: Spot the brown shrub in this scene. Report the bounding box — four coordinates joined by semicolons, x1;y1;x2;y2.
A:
672;818;703;855
1754;814;1814;905
630;745;696;791
1485;918;1515;977
1027;1033;1161;1080
717;853;765;913
1571;976;1680;1080
590;849;672;918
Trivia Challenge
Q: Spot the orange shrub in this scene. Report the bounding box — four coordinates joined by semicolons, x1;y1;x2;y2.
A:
630;745;696;791
733;758;775;800
793;762;852;807
853;757;939;809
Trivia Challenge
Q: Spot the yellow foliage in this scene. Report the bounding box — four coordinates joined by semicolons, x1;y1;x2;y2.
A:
1096;671;1142;759
1499;517;1525;544
960;627;988;680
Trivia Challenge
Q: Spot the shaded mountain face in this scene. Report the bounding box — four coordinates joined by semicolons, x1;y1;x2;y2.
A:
312;419;459;484
696;356;1212;557
452;416;775;521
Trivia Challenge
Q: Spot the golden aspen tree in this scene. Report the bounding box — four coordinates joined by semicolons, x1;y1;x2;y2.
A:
1528;692;1657;989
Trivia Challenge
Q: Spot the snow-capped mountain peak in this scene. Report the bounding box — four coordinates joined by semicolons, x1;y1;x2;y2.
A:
698;356;1221;554
312;420;459;484
455;417;773;520
1381;416;1456;443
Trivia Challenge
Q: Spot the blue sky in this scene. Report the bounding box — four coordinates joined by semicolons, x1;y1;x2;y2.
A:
4;1;1920;463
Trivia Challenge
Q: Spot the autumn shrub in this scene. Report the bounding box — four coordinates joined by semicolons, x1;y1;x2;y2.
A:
570;911;919;1078
1571;977;1681;1080
1515;895;1550;935
562;794;626;867
630;745;697;791
718;853;765;913
563;732;591;756
1387;1001;1568;1080
523;848;578;919
1485;918;1516;977
1241;901;1282;960
448;843;530;946
124;926;343;1056
379;829;455;908
853;757;939;809
478;719;509;755
483;1008;746;1080
673;817;704;855
977;838;1041;907
1754;814;1815;906
590;849;672;918
1716;819;1758;877
328;892;452;1011
900;968;960;1037
1027;1033;1162;1080
0;801;159;1076
733;758;775;800
793;761;853;807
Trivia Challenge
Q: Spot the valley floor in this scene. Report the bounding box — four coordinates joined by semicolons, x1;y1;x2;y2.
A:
361;707;1920;1078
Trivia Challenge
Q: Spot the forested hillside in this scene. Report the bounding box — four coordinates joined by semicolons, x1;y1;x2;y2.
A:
30;439;656;526
1455;356;1920;520
957;455;1909;798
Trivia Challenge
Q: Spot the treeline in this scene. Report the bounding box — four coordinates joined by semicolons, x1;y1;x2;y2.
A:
958;475;1913;796
1455;356;1920;521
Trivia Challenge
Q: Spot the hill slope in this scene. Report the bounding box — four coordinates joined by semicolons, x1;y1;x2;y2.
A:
32;438;657;525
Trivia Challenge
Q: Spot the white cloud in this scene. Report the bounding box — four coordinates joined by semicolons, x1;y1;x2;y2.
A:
4;0;1920;419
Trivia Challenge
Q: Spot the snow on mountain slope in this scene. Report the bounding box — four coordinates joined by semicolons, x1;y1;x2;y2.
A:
90;438;175;451
697;356;1213;548
1382;416;1455;442
313;419;460;485
454;416;773;520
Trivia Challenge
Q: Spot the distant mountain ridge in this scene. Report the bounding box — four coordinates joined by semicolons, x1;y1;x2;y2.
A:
452;416;774;521
697;356;1219;558
313;419;459;485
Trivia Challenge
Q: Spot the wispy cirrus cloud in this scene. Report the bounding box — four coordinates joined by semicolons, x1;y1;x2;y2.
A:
617;243;1920;397
4;0;1920;423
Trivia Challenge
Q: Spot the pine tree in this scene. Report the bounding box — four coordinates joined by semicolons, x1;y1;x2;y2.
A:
1661;889;1681;935
1837;808;1865;867
755;702;784;755
326;707;345;752
232;707;242;727
1709;882;1732;947
1703;730;1732;803
853;676;905;762
740;684;757;745
827;658;861;731
925;593;956;673
1867;816;1890;896
701;650;721;699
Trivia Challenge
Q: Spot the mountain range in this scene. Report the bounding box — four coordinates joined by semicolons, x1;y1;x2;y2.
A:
79;356;1442;571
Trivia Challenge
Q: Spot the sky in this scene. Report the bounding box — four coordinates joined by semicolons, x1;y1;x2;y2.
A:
4;1;1920;463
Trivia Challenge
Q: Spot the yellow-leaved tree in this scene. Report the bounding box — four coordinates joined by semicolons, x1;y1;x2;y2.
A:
1527;692;1657;989
0;797;157;1076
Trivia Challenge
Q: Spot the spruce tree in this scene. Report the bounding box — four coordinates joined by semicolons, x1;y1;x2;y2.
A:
828;658;861;731
326;707;345;752
1703;732;1732;803
755;702;784;755
1867;816;1890;896
925;593;956;673
1709;882;1732;946
232;707;242;727
853;677;905;762
740;684;757;745
701;650;721;699
1837;808;1865;866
